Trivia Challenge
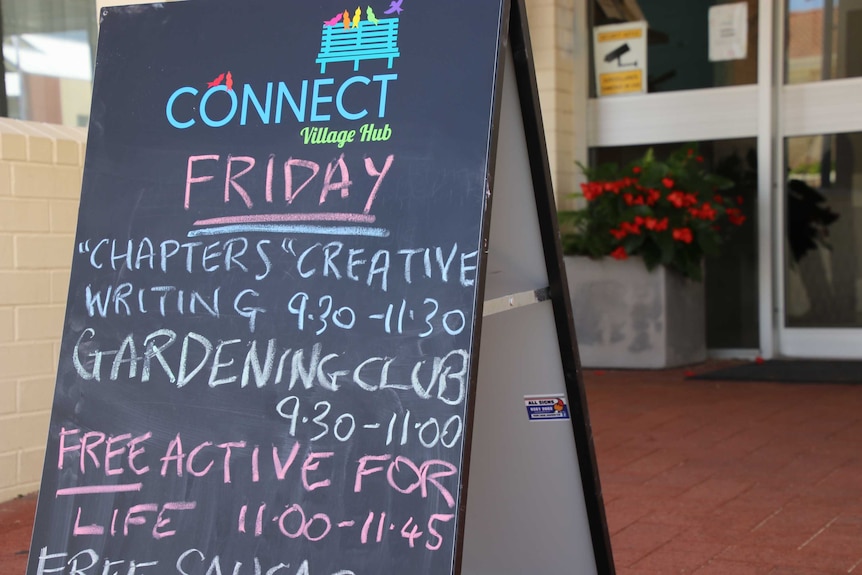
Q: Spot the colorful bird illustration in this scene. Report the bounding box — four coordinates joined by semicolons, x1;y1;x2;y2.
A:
367;6;379;24
207;73;225;88
342;9;350;28
225;71;234;92
352;7;361;28
384;0;403;15
324;13;341;26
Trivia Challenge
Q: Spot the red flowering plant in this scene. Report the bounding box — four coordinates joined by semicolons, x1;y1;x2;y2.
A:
559;144;746;281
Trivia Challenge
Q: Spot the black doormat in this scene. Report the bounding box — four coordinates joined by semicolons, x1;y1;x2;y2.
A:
688;360;862;384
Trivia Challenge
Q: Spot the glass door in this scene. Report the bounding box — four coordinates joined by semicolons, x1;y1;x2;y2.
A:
582;0;769;355
778;0;862;357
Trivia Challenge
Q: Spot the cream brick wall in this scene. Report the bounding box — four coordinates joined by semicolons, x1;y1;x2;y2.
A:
0;118;85;502
524;0;578;206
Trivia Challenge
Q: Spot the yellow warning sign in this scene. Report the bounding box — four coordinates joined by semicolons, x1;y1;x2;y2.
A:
599;70;644;96
597;28;644;43
593;21;647;97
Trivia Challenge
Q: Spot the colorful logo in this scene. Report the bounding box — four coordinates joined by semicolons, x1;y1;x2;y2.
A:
317;4;402;73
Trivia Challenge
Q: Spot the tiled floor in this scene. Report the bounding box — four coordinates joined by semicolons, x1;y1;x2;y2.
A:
3;362;862;574
587;363;862;574
0;492;37;573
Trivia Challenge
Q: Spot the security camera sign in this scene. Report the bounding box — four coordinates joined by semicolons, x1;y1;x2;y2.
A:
593;21;647;97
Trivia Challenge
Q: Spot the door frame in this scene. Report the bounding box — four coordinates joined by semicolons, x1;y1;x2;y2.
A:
774;0;862;358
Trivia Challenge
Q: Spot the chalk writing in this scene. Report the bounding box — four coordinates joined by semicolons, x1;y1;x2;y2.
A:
72;330;468;404
76;237;478;292
35;547;355;575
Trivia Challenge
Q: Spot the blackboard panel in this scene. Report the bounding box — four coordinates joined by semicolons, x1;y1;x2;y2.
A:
27;1;507;574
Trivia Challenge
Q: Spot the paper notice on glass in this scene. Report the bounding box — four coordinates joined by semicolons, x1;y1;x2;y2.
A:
709;3;748;62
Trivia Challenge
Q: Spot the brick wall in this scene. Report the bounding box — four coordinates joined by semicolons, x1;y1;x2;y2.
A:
524;0;577;205
0;119;85;502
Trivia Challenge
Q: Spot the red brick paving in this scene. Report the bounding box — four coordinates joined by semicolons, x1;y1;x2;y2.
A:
0;493;37;573
587;362;862;574
3;362;862;574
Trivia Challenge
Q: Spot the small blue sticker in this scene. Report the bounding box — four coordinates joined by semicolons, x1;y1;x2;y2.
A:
524;395;570;421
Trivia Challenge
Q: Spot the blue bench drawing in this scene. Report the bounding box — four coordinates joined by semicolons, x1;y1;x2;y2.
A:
316;19;400;74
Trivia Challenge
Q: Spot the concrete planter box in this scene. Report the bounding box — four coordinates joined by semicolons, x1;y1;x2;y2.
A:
564;255;706;369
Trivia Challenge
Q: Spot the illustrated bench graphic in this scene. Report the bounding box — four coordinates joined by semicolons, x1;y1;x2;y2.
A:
316;19;400;73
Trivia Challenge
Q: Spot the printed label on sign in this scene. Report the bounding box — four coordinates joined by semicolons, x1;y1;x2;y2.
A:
599;70;643;96
524;395;570;421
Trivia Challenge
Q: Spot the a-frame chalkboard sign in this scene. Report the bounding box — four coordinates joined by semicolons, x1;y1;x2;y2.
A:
27;1;614;574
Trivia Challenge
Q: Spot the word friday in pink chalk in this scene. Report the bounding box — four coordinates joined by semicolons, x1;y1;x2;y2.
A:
184;153;394;238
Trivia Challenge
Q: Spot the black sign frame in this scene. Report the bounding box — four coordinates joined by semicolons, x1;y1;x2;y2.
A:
27;0;614;573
